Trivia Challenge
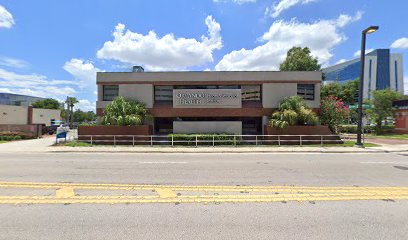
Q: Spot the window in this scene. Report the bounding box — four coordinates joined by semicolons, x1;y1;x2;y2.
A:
297;84;315;100
155;86;173;102
395;61;398;91
368;60;372;99
241;85;261;101
103;85;119;101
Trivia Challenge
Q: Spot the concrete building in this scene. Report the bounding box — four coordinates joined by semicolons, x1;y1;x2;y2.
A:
96;70;322;135
322;49;404;99
0;93;45;106
0;105;61;126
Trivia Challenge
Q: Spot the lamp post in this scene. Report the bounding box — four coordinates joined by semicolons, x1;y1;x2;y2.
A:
356;26;379;146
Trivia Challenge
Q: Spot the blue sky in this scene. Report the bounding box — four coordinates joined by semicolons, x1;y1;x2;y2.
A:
0;0;407;111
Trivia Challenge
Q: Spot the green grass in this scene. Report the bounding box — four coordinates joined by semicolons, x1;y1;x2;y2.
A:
0;141;7;144
343;141;379;147
368;134;408;140
291;141;379;148
64;141;93;147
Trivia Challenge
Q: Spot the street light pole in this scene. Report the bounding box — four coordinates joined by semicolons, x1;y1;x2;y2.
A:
356;26;379;146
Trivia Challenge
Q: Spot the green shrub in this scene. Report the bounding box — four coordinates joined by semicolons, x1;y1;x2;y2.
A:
168;133;238;146
0;135;22;141
269;96;318;129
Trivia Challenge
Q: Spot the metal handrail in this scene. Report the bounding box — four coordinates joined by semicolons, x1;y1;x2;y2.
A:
75;134;345;146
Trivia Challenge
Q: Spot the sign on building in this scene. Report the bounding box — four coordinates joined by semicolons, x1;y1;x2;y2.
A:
173;89;242;108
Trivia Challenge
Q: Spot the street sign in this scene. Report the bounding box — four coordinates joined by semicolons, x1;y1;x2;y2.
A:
349;104;372;109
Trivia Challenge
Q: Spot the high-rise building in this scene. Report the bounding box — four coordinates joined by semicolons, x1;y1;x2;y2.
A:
322;49;404;99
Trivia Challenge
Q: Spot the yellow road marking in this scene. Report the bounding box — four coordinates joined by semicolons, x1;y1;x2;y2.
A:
1;182;408;193
55;187;75;198
155;188;177;198
0;181;407;204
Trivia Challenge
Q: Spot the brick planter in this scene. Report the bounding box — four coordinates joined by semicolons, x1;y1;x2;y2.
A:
78;125;153;145
264;125;342;145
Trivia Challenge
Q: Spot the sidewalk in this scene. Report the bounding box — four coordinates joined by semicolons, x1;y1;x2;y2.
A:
0;136;56;153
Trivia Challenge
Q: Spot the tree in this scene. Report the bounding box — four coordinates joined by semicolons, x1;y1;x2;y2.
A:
339;79;359;105
269;96;318;128
102;97;149;126
73;110;97;123
320;79;359;105
32;98;61;109
279;47;321;71
365;89;404;132
65;97;79;126
321;82;341;99
320;96;349;133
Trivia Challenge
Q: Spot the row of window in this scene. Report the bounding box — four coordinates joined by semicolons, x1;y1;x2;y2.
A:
102;84;315;101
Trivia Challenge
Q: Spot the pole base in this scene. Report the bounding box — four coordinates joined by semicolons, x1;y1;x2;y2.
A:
355;142;365;148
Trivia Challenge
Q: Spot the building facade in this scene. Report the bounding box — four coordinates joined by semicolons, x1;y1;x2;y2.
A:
96;71;322;135
322;49;404;99
0;93;45;106
0;105;61;126
394;99;408;134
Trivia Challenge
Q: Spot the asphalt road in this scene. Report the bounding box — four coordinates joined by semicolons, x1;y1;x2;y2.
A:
0;152;408;239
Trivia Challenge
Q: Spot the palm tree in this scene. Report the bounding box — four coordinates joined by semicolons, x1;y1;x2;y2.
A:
269;96;318;128
65;97;79;127
102;97;149;126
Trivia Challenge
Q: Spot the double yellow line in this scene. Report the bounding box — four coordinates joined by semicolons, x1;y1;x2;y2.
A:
0;181;407;204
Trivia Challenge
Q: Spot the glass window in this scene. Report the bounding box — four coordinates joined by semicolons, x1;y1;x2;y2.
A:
155;86;173;101
297;84;315;100
241;85;261;101
395;61;398;91
103;85;119;101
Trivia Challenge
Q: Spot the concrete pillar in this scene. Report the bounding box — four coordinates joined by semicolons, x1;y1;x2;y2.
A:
27;106;33;124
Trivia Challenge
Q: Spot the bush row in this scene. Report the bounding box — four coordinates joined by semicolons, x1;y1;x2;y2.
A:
338;125;395;134
0;135;22;141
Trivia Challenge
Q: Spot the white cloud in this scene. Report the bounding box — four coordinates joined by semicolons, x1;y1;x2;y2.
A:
0;68;77;99
74;99;96;112
353;48;374;58
215;12;362;71
265;0;318;18
0;87;13;93
213;0;256;4
63;59;101;88
390;37;408;49
0;56;29;68
96;15;222;71
0;5;14;28
336;59;347;64
335;11;363;27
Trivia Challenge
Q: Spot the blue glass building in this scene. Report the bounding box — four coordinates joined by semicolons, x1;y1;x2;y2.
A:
322;49;404;99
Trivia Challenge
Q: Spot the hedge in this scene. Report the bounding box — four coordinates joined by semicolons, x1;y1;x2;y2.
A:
167;133;238;145
0;135;22;141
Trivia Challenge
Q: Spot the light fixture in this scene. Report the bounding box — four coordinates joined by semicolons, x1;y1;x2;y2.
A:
364;26;379;34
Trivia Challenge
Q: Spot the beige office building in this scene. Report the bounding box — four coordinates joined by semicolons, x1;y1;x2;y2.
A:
96;69;322;135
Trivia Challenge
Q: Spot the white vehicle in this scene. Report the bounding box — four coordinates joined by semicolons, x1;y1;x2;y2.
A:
56;124;70;135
